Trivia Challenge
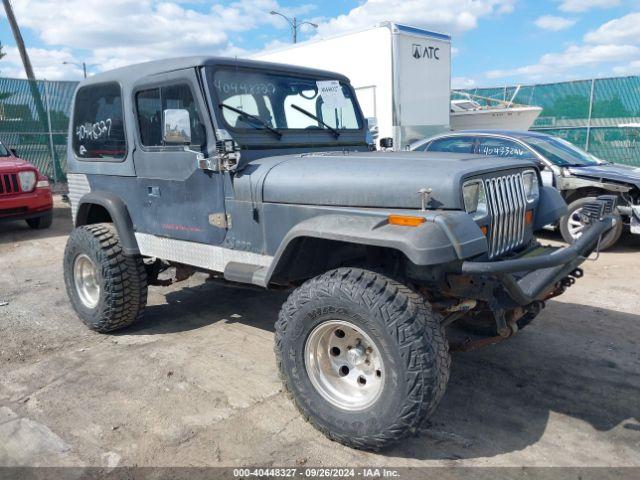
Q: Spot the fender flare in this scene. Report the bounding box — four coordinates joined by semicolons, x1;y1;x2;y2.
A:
533;186;568;230
262;212;487;285
75;191;140;255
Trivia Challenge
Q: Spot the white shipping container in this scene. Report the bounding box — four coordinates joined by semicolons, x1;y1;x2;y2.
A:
252;22;451;149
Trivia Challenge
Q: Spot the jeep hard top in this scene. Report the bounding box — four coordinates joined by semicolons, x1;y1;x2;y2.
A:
64;56;615;450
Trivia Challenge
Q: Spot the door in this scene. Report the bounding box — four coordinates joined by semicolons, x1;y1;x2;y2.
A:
131;71;226;245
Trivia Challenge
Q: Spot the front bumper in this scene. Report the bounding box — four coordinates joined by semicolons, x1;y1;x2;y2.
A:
0;187;53;222
460;215;615;305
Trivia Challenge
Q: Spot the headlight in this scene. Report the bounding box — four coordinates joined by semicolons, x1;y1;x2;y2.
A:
18;171;36;192
522;170;540;203
462;180;488;219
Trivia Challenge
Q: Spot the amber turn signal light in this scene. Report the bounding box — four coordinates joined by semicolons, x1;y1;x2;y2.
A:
480;225;488;236
525;210;534;225
388;215;426;227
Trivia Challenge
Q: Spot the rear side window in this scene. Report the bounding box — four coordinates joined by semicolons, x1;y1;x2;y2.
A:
72;82;126;160
477;137;535;159
425;136;476;154
135;84;206;149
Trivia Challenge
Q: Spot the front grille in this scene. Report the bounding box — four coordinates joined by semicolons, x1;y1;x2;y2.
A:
0;173;20;195
485;173;527;258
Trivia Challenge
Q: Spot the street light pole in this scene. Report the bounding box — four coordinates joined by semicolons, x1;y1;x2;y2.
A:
292;16;297;44
270;10;318;44
63;61;93;79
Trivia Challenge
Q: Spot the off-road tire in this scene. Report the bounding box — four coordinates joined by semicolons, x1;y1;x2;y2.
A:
275;268;450;451
63;223;147;332
560;196;623;251
26;210;53;229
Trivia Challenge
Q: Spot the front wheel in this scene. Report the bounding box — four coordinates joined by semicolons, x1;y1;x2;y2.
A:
559;196;623;251
26;210;53;229
275;268;450;450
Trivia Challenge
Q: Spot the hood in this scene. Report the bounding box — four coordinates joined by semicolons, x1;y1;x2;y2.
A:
568;163;640;189
0;155;31;172
261;151;536;209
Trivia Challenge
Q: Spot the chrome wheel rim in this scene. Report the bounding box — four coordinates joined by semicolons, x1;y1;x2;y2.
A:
304;320;384;411
73;254;100;309
567;207;586;240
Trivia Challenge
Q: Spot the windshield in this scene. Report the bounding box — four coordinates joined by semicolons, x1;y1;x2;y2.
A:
207;67;362;135
0;142;9;157
526;136;604;167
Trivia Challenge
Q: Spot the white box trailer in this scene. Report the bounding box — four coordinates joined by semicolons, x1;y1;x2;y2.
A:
252;22;451;149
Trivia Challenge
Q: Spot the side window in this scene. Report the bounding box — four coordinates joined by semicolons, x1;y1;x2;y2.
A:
136;89;162;146
135;84;206;149
73;82;126;160
426;136;476;154
477;137;535;159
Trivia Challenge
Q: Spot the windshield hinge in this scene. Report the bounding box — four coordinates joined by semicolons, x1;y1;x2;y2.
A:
185;146;239;172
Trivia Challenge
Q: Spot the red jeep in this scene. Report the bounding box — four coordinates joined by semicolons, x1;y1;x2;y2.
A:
0;140;53;229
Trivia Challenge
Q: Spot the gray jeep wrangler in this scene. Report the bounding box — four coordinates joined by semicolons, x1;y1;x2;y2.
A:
64;57;615;451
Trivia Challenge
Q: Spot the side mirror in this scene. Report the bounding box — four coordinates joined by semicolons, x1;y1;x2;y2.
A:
379;137;393;149
163;109;192;144
10;148;18;157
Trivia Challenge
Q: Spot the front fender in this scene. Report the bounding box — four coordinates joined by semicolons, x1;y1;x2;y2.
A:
263;211;487;285
75;191;139;255
533;186;568;230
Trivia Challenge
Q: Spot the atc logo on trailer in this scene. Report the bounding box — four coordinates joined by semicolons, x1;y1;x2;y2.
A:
412;43;440;60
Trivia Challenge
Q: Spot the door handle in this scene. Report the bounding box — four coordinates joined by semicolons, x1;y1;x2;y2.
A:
147;186;160;197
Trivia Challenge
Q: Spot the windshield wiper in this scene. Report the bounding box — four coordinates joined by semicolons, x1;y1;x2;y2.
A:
219;103;282;139
290;104;340;139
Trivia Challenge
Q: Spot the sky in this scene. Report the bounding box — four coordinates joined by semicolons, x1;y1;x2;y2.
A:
0;0;638;88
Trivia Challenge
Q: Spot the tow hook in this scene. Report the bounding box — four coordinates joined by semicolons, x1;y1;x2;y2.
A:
545;267;584;300
561;267;583;287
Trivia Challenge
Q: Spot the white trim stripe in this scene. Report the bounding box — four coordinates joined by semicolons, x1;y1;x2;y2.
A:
67;173;91;223
134;233;273;273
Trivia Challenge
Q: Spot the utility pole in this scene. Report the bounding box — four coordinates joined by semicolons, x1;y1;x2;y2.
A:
2;0;36;80
270;11;318;44
2;0;61;182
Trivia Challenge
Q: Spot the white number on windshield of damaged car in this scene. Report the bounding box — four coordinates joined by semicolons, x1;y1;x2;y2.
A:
480;145;527;157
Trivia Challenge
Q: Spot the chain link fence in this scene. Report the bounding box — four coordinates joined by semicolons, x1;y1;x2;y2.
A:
2;74;640;181
0;77;78;187
454;75;640;166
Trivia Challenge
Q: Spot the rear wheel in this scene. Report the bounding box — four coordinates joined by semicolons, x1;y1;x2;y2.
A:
26;210;53;229
560;196;623;251
63;223;147;332
275;268;450;450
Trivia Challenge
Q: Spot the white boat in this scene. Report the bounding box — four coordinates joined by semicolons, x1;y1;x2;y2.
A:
450;90;542;131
